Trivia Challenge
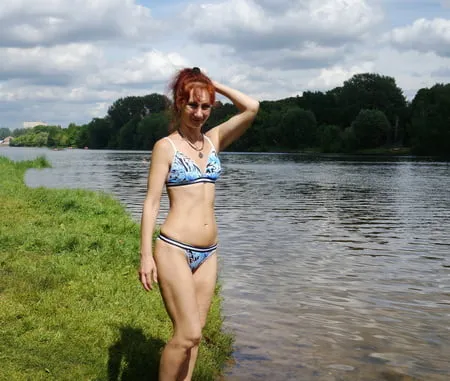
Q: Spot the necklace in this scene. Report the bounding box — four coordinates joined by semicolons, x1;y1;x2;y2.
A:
178;130;204;158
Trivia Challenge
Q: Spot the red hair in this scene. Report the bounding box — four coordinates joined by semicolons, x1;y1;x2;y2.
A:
168;67;215;131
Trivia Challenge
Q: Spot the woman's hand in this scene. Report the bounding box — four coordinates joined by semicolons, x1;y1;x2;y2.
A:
139;254;158;291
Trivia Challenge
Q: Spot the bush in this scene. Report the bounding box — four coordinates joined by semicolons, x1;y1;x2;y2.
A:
319;125;342;153
351;109;391;149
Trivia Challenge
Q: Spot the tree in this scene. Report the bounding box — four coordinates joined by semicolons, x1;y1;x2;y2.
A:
142;93;169;114
12;128;29;137
204;102;237;132
107;94;168;130
8;126;67;147
410;84;450;155
87;118;111;149
135;112;169;150
318;125;342;153
298;90;341;127
118;118;139;149
341;127;358;153
279;108;317;149
66;123;81;147
75;125;89;148
337;73;407;143
9;132;47;147
245;108;272;151
0;127;11;139
351;109;391;149
34;132;49;146
39;125;63;147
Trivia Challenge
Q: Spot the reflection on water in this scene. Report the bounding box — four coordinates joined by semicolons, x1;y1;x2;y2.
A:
2;147;449;381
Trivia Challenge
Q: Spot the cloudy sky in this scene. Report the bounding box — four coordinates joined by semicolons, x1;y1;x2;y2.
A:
1;0;449;129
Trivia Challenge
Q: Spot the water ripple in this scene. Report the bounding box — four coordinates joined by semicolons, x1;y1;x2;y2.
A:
2;147;449;381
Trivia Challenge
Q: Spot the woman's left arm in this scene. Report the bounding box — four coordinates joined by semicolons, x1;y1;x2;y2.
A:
208;81;259;152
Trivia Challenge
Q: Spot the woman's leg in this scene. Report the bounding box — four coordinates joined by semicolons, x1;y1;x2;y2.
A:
181;252;218;381
155;239;204;381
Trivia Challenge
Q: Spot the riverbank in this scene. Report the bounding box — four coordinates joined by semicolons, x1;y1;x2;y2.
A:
0;156;232;380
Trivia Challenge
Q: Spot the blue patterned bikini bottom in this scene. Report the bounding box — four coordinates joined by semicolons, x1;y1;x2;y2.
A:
158;233;217;272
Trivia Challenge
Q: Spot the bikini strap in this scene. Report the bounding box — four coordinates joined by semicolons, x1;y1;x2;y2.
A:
203;135;217;152
165;137;177;154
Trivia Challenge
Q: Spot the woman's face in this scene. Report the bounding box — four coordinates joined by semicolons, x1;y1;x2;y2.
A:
179;87;212;130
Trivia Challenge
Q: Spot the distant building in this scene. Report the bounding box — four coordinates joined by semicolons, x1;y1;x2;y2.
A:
0;136;12;145
23;121;48;129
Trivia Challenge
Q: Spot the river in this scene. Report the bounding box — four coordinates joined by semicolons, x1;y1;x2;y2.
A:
1;146;449;381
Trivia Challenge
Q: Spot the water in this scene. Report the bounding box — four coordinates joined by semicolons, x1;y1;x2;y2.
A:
2;146;449;381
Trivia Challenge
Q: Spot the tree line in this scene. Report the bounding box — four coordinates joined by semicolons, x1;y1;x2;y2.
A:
5;73;450;156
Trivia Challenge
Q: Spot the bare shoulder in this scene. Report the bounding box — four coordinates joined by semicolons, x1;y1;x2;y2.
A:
151;137;173;164
153;136;170;149
153;136;174;153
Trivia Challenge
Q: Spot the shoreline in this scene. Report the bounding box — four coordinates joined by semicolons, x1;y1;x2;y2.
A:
0;156;233;380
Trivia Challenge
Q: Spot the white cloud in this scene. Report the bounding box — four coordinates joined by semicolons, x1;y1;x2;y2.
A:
87;102;110;119
370;47;450;98
0;0;449;129
0;46;191;126
0;0;163;48
0;82;116;103
181;0;383;72
0;46;182;103
97;51;189;87
185;0;383;50
208;63;304;102
243;43;351;70
0;44;102;85
0;80;141;127
307;62;376;89
386;18;450;57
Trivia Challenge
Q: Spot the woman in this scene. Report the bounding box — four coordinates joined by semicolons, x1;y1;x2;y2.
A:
139;67;259;381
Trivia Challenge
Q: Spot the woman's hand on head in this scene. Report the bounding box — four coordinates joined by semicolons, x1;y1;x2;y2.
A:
212;80;225;95
139;255;158;291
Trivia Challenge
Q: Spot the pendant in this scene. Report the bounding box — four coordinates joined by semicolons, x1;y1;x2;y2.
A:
198;152;203;158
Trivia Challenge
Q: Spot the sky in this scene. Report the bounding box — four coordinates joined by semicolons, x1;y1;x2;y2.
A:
1;0;449;129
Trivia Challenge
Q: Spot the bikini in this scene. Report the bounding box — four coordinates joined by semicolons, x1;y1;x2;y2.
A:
158;135;221;272
165;135;221;187
158;233;218;272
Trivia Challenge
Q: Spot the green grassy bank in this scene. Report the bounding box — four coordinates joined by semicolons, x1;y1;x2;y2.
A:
0;156;233;381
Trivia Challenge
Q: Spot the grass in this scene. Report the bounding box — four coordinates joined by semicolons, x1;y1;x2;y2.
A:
0;156;233;381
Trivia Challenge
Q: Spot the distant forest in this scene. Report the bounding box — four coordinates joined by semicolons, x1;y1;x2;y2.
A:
3;73;450;156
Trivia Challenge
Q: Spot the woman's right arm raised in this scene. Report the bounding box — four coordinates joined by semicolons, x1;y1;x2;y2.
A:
139;138;171;291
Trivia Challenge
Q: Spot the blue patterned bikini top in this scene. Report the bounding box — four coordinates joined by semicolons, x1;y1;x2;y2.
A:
165;135;221;187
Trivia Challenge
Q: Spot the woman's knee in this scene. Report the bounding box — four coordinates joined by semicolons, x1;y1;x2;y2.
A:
172;328;202;350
